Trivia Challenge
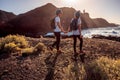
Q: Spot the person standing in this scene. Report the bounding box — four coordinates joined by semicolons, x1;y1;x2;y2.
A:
68;11;85;62
50;9;66;53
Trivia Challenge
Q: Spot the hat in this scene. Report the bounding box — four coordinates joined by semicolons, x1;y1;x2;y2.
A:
56;9;63;15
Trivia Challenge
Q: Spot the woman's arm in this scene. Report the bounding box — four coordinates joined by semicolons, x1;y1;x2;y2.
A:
67;26;70;32
78;24;83;38
78;24;81;33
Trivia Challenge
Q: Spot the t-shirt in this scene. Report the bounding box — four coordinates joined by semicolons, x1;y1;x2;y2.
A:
54;16;61;32
72;17;82;35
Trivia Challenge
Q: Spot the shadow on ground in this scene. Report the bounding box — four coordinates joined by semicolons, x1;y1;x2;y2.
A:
44;52;60;80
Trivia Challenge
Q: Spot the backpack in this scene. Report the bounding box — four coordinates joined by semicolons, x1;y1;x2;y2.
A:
50;17;56;29
70;18;78;31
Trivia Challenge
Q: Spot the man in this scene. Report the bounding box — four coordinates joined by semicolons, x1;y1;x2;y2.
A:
50;9;66;53
68;11;85;62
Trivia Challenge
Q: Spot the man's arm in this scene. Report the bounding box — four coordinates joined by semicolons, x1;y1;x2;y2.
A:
57;22;65;32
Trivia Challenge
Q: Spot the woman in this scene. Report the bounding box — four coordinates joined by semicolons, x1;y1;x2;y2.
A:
68;11;85;61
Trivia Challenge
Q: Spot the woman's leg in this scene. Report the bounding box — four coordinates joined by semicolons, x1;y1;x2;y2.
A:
73;35;77;53
77;35;83;51
77;35;85;63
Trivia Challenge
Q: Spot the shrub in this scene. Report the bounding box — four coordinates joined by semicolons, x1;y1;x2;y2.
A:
0;35;47;57
4;42;17;53
33;42;46;55
21;47;34;57
96;57;120;80
0;35;29;54
21;47;34;54
85;57;120;80
21;42;47;57
20;42;46;57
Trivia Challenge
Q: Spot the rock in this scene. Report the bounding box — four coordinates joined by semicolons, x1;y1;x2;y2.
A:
2;70;9;75
92;35;120;42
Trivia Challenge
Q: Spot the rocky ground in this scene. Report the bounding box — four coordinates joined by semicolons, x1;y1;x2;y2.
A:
92;35;120;42
0;37;120;80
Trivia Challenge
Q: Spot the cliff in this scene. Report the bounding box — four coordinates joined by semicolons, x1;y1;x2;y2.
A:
0;10;16;25
0;3;118;37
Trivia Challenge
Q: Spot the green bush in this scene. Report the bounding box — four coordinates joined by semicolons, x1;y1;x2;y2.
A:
0;35;29;53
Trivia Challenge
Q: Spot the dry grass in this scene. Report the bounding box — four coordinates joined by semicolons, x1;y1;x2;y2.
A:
83;57;120;80
0;35;120;80
0;35;29;54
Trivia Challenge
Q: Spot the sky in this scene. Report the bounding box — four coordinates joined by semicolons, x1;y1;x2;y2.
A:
0;0;120;24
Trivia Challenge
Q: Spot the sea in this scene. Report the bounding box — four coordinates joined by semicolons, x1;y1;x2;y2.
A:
45;26;120;38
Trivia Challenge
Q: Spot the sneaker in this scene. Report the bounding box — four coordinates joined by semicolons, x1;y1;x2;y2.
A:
74;52;78;60
49;46;54;51
73;56;77;61
71;55;77;61
57;50;63;53
79;50;84;53
74;52;78;58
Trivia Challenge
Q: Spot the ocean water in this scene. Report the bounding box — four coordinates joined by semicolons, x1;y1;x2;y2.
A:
45;26;120;38
82;26;120;38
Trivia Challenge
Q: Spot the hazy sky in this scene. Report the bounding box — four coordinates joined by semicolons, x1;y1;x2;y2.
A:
0;0;120;24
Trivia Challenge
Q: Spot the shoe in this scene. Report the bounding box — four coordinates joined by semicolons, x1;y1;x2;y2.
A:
49;46;54;51
73;52;78;61
71;55;77;61
57;50;63;53
79;50;84;53
74;52;78;58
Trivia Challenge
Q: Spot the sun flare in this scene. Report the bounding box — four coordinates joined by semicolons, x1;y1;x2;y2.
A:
65;0;75;3
62;0;78;6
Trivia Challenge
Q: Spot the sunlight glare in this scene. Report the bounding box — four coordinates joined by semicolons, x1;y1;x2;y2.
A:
62;0;78;6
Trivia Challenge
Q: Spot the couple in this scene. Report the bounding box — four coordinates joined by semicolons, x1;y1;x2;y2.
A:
50;9;85;60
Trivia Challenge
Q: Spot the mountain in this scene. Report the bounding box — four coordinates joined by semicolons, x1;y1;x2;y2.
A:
92;18;117;27
0;3;57;37
0;10;16;25
0;3;118;37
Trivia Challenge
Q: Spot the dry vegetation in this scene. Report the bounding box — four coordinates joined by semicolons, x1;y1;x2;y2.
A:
0;35;120;80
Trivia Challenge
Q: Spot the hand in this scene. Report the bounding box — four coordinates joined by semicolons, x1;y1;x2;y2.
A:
80;35;83;38
64;31;68;35
62;30;67;33
64;31;68;33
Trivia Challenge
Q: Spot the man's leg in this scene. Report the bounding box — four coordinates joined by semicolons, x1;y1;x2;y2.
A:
73;35;77;53
56;32;60;51
52;32;57;47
